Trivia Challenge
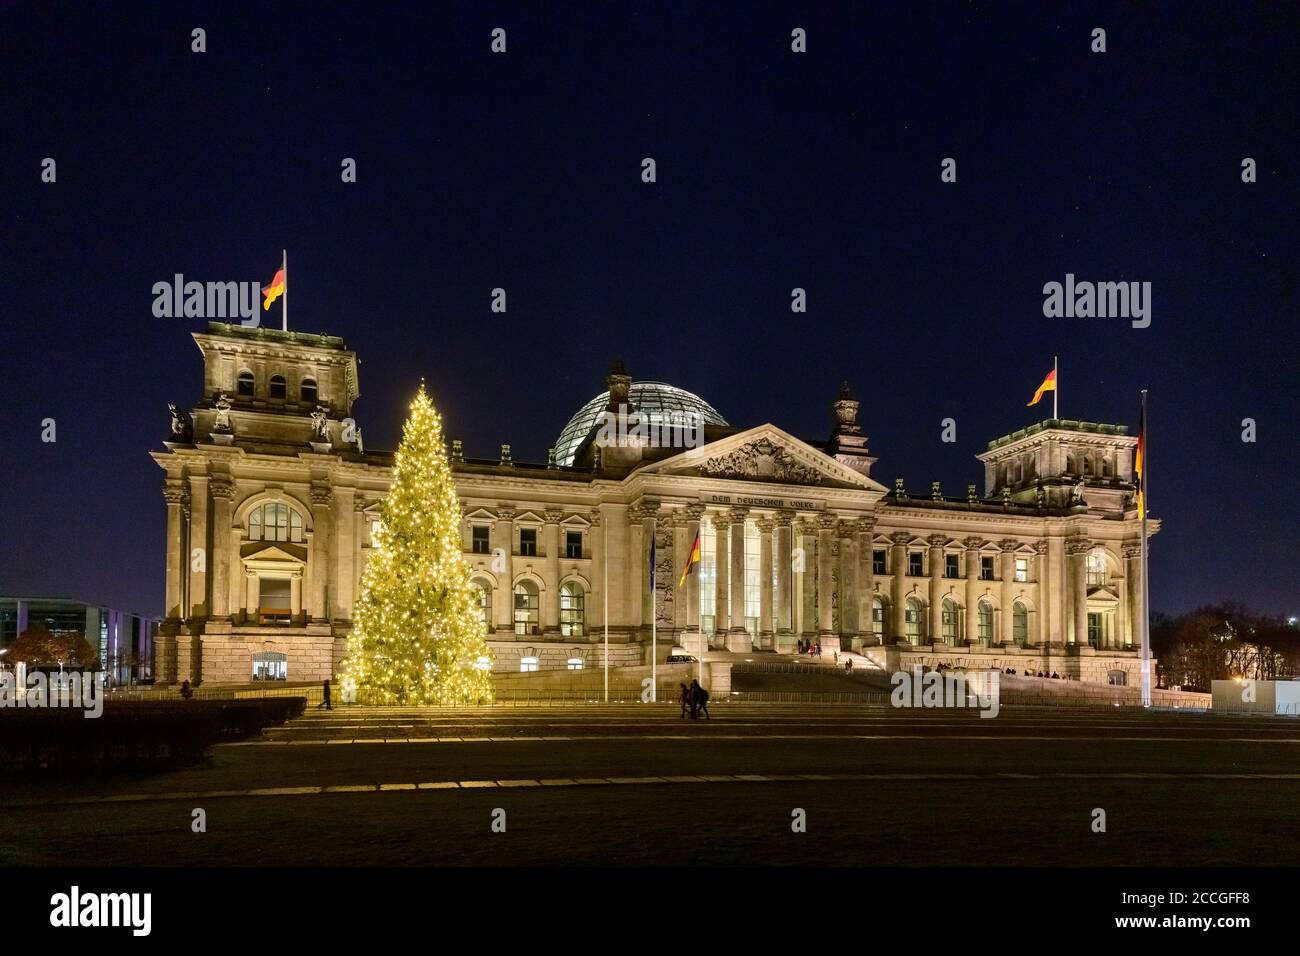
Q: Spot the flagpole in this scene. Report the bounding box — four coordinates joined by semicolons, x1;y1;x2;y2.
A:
1140;389;1151;707
281;249;288;332
1053;355;1058;421
603;517;609;704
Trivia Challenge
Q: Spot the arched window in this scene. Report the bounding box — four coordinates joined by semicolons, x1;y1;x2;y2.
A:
872;596;885;642
300;378;318;404
560;582;585;637
941;598;958;645
269;375;287;399
1086;548;1108;586
248;501;305;543
1013;602;1028;646
977;600;994;645
905;598;923;644
513;581;539;635
470;580;492;629
237;370;255;396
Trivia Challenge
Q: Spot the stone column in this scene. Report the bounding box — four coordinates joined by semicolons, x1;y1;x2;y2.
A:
495;507;517;631
999;539;1019;646
332;488;357;622
210;479;235;619
857;517;876;644
1123;543;1142;649
817;513;836;640
588;509;603;634
187;475;209;618
543;509;564;636
671;509;692;631
712;510;730;649
1047;536;1066;643
889;531;910;643
290;572;303;621
774;510;794;649
927;534;946;645
796;518;816;640
245;570;258;622
1067;537;1091;645
840;520;860;647
309;485;333;622
963;537;982;645
641;503;661;636
163;481;186;621
757;517;774;650
728;507;749;642
1033;540;1050;645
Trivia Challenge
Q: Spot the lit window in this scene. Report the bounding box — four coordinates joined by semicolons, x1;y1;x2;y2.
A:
519;656;539;673
565;531;583;559
249;502;305;543
743;520;760;635
566;657;584;671
698;516;716;634
513;581;539;635
872;597;885;641
300;378;318;404
560;582;585;637
941;599;958;645
977;601;993;645
1015;558;1029;582
905;598;923;644
252;651;287;680
1087;612;1103;648
1087;549;1108;586
237;370;255;396
269;375;286;399
1013;603;1028;646
471;581;491;629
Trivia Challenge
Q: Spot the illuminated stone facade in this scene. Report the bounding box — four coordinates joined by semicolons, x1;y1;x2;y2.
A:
152;323;1158;686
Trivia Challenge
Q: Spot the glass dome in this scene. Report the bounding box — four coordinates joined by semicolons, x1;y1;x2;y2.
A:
554;381;728;466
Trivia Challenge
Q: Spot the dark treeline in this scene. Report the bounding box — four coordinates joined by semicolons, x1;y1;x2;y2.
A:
1154;604;1299;691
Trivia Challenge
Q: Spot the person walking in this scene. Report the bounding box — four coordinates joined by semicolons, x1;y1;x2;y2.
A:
319;678;333;710
692;679;711;719
179;679;193;700
678;682;691;718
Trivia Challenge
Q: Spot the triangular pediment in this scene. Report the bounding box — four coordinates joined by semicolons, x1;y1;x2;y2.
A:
637;424;888;492
242;543;306;564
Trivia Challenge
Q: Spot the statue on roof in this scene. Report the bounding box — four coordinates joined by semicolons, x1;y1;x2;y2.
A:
310;405;329;443
168;403;192;441
213;392;233;432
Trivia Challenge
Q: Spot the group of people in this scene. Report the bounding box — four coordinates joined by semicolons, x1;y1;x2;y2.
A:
1004;668;1067;680
678;679;711;719
797;639;823;658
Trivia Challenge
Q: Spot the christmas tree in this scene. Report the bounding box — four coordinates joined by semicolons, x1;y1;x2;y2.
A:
338;386;494;705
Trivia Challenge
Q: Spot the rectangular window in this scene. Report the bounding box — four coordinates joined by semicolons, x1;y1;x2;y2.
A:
872;549;886;575
471;525;490;554
1087;612;1102;648
1015;557;1029;583
698;517;716;627
945;554;960;579
565;531;583;559
908;552;923;577
981;556;995;581
743;520;760;635
519;527;537;557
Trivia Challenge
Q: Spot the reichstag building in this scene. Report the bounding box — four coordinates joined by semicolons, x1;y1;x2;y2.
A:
152;323;1156;686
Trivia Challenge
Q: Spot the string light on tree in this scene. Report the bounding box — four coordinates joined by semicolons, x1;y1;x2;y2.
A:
337;385;494;705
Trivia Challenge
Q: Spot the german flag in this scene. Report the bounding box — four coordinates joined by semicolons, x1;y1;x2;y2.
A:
262;253;286;311
678;532;701;587
1027;368;1057;406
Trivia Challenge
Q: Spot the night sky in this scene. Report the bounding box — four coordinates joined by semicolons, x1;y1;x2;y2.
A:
1;2;1296;620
